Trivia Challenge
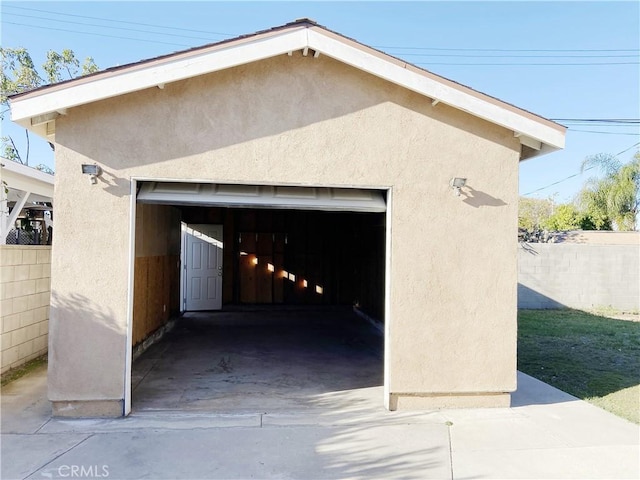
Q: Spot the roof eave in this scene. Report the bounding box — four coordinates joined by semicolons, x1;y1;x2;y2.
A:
9;21;565;157
0;159;55;199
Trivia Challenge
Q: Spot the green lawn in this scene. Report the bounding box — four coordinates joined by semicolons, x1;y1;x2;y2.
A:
518;309;640;424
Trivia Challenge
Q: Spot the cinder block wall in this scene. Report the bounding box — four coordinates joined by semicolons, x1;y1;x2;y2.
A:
518;243;639;311
1;245;51;373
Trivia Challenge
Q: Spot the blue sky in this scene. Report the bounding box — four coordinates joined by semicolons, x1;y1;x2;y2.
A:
2;1;639;202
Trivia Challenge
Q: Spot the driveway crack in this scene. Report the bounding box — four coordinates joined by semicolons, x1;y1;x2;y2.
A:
24;433;95;480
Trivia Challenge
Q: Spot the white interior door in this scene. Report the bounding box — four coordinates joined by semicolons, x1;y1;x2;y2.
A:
185;224;223;311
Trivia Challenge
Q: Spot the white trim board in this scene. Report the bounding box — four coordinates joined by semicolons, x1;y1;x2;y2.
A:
9;22;565;158
137;182;387;213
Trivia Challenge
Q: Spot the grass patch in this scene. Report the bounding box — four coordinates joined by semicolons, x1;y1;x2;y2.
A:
518;309;640;424
1;354;47;387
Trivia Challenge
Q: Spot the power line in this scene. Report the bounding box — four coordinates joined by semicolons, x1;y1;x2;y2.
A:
388;52;639;58
375;46;640;52
523;171;591;196
569;130;640;136
5;4;638;58
551;118;640;123
522;141;640;196
615;141;640;156
414;61;639;66
560;123;639;126
8;19;637;68
2;22;193;48
3;4;236;37
3;12;220;42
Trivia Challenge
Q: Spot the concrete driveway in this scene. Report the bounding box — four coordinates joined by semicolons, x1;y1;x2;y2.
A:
2;308;639;479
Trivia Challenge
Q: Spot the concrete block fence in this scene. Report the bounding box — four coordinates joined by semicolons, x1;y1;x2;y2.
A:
1;245;51;374
518;243;639;312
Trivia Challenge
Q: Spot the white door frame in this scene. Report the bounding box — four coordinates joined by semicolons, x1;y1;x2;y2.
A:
125;177;392;416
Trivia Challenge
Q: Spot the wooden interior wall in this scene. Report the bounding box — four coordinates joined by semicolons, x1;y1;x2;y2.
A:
181;207;386;320
132;255;180;345
133;204;181;346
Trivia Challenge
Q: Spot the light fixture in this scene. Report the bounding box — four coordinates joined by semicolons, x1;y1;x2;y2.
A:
81;164;102;185
449;177;467;196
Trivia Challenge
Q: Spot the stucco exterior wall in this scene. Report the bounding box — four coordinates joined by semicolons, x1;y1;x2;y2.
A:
1;245;51;374
50;52;520;415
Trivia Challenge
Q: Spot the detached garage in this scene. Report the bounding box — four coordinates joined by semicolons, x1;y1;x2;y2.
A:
9;19;565;417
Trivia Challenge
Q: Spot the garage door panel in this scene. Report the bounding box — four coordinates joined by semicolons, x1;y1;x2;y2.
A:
137;182;386;212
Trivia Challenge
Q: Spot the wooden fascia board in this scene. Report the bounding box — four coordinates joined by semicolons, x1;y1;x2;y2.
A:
307;28;565;151
10;28;308;124
10;24;565;153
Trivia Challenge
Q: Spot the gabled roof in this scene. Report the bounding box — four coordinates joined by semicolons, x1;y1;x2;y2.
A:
9;19;565;160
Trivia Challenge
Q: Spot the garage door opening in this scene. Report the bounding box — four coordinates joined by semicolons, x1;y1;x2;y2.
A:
128;182;389;414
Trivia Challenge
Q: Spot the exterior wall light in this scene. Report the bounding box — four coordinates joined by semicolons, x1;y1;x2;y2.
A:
449;177;467;196
81;164;102;185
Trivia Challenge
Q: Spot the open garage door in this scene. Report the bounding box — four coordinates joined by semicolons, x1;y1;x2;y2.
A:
130;181;388;415
137;182;386;213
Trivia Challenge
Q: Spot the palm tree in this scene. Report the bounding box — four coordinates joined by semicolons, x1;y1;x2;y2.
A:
580;152;639;231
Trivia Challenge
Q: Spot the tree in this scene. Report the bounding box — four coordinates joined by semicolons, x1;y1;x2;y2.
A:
1;47;98;167
580;152;639;231
518;197;553;231
543;203;582;231
42;49;99;84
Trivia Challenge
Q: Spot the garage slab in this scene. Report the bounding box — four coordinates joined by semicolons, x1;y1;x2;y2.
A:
131;308;384;414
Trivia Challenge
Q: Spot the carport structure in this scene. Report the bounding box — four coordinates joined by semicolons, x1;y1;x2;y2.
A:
8;19;565;417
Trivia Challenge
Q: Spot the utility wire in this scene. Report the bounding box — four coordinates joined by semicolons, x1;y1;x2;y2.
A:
3;12;221;42
551;118;640;123
7;18;637;67
3;4;236;37
414;61;639;66
375;46;640;52
5;4;638;56
615;141;640;156
569;130;640;136
523;141;640;196
389;52;639;58
2;22;193;48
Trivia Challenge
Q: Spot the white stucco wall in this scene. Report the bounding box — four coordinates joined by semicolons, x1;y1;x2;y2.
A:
48;52;521;415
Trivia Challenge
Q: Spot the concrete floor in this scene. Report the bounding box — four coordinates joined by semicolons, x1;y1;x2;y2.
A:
3;319;639;479
132;307;384;414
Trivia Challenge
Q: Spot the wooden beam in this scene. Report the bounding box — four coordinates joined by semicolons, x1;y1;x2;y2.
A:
30;112;59;127
519;134;542;150
3;191;30;243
